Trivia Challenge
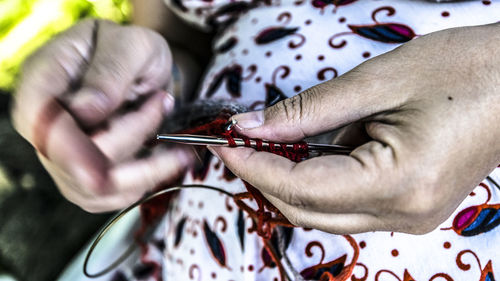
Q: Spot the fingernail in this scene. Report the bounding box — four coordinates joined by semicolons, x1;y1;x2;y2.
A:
233;110;264;130
207;146;220;159
163;92;175;113
72;87;109;114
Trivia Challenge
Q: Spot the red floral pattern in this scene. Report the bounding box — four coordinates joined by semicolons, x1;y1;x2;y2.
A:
78;1;500;281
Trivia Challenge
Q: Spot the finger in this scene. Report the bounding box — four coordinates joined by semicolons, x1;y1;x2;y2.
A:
11;20;113;195
263;192;385;234
91;90;174;163
68;20;172;126
43;146;194;212
12;19;98;139
231;60;406;142
110;146;194;195
35;104;111;195
53;175;147;213
12;20;171;196
45;164;147;213
211;139;395;214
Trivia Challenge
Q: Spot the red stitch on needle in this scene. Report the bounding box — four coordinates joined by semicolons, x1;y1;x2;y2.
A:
143;114;309;242
181;115;308;238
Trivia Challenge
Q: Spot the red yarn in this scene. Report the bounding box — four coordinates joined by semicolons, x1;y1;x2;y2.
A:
131;114;310;281
138;113;309;255
219;125;309;163
179;114;309;238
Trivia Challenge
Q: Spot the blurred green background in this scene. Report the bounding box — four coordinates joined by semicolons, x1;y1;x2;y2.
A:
0;1;131;280
0;0;131;91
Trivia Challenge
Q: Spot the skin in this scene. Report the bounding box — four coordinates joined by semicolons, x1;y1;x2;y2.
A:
11;1;500;236
11;2;206;213
211;23;500;234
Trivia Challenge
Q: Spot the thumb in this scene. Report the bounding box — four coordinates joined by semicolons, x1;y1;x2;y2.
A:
232;72;400;142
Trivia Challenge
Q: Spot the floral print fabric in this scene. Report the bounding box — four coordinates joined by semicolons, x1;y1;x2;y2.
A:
160;1;500;280
64;1;500;281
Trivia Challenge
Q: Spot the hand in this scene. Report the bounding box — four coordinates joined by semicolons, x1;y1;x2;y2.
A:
11;19;193;212
211;24;500;234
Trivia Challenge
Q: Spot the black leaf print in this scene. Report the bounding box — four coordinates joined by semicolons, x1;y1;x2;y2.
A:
223;166;238;181
206;65;243;98
206;72;225;98
265;84;288;106
226;66;242;97
172;0;188;12
203;220;227;267
261;246;276;268
174;217;187;247
237;210;245;251
111;272;128;281
216;37;238;53
207;2;256;30
213;2;254;17
280;227;294;252
301;254;346;280
192;152;212;181
271;226;294;259
348;23;416;43
260;227;294;270
312;0;357;9
255;27;299;45
154;239;166;251
133;263;155;279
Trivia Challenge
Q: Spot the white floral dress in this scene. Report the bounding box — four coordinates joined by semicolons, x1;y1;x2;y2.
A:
62;1;500;281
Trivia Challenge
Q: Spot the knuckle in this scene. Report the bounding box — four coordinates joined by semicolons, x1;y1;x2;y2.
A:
283;96;302;123
275;91;311;124
273;86;323;127
91;58;128;84
300;85;323;111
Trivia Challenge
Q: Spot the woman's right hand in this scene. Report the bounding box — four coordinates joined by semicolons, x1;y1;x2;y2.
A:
11;19;194;213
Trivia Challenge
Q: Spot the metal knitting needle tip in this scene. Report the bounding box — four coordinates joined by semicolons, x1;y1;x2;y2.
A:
224;119;237;131
157;134;354;154
157;134;230;146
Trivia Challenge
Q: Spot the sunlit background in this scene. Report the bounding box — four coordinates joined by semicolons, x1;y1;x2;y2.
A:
0;1;131;280
0;0;131;91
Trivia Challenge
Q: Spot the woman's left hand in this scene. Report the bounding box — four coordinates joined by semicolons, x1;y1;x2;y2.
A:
210;24;500;235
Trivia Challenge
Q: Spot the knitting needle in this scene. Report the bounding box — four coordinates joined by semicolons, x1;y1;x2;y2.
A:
156;134;353;154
